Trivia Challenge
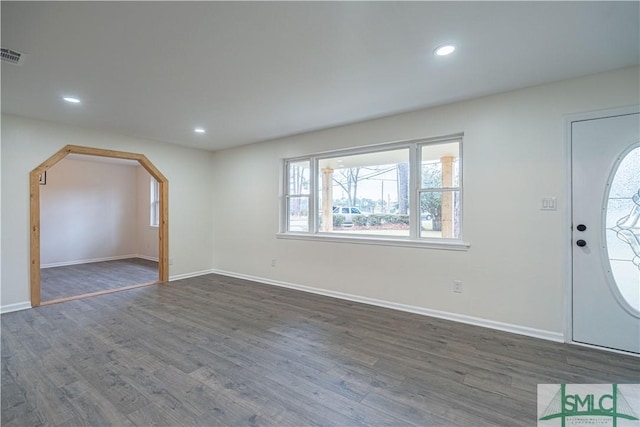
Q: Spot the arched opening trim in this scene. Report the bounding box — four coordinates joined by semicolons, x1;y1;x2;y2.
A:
29;144;169;307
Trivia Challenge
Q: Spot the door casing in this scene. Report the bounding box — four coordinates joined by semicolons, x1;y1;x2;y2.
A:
30;144;169;307
564;105;640;354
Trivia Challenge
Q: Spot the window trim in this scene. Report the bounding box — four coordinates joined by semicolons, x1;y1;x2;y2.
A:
276;231;470;250
418;141;463;240
284;157;313;233
280;134;469;250
150;177;160;227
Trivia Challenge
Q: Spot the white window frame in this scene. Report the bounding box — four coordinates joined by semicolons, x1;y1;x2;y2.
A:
150;178;160;227
284;158;314;233
279;134;469;250
418;140;462;240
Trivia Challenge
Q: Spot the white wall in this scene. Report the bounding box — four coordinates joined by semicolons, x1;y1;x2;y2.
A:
210;66;640;336
2;67;638;332
0;116;215;307
40;158;139;266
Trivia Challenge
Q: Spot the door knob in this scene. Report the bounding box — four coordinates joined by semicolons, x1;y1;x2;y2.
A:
576;224;587;231
576;239;587;247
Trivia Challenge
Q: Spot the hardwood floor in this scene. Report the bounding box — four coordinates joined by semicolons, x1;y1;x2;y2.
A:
40;258;158;302
2;273;638;426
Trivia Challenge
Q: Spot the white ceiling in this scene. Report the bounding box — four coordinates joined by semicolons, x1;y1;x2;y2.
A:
2;2;638;152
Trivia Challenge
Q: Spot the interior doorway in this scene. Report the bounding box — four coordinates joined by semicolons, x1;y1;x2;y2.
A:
30;145;169;307
39;155;159;303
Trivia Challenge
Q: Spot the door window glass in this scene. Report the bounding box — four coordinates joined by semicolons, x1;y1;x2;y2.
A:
605;145;640;313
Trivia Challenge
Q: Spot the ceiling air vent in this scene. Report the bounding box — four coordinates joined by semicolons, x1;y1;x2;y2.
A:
1;48;26;65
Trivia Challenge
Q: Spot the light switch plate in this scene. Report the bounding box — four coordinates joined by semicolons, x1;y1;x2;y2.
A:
541;197;557;211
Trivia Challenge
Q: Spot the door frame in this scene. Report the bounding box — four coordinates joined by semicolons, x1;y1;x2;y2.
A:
564;105;640;352
30;144;169;307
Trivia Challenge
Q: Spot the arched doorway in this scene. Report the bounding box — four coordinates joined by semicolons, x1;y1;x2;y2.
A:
30;145;169;307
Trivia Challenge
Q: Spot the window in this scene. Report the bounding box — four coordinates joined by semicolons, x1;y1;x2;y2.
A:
150;178;160;227
605;145;640;314
420;141;461;239
282;135;465;247
286;160;310;232
318;147;411;236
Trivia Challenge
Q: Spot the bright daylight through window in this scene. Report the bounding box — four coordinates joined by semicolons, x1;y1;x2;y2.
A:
283;135;463;246
150;178;160;227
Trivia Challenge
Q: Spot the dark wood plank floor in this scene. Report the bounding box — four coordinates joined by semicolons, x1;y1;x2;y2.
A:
40;258;158;301
2;274;638;426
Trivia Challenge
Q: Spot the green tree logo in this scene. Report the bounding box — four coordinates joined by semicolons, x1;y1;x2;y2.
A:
539;384;638;426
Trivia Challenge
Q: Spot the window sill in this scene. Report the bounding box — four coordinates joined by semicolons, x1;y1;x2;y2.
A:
276;232;470;251
149;225;159;229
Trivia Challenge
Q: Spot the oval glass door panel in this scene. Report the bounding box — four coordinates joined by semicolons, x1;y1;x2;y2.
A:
605;145;640;314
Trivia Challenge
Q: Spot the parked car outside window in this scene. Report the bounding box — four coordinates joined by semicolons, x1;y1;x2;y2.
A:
333;206;364;225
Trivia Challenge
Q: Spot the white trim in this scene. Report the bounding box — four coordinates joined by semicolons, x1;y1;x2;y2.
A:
150;177;160;227
135;254;159;262
409;143;419;238
564;105;640;125
41;254;139;269
281;133;467;246
169;269;216;282
563;104;640;350
41;254;158;269
277;232;470;250
564;110;574;344
570;341;640;358
0;268;213;313
211;269;563;343
1;302;31;314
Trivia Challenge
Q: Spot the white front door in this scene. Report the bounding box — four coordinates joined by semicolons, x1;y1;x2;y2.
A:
572;111;640;354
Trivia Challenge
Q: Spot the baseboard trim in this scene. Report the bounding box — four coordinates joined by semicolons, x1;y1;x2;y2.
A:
41;254;158;269
211;269;565;343
1;302;32;314
135;255;159;262
169;269;216;282
2;267;565;343
0;266;207;313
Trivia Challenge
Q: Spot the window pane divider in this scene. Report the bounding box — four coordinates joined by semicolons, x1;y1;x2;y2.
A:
409;142;419;239
309;157;318;232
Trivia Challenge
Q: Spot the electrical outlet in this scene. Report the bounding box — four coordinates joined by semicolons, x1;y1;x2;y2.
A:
169;258;174;265
271;259;277;267
453;280;463;293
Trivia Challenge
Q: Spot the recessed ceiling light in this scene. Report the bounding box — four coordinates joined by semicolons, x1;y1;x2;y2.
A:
193;127;206;134
434;44;456;56
63;96;81;104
